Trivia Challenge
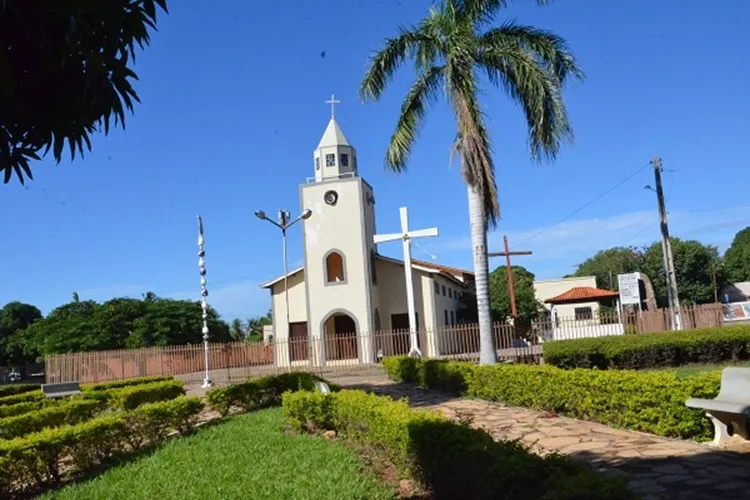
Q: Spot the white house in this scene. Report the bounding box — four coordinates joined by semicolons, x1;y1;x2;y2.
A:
533;276;622;340
259;109;473;367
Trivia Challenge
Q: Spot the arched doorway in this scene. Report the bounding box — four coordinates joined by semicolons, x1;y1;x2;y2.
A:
322;311;358;361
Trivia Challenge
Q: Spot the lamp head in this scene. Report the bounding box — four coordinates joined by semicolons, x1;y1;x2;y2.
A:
254;210;267;221
301;208;313;220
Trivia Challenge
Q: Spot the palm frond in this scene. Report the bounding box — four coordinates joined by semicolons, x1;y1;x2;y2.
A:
385;65;445;172
446;62;500;226
454;0;555;27
360;29;438;102
476;37;576;163
479;21;584;84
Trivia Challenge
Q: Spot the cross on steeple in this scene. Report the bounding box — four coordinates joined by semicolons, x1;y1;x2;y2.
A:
325;94;341;119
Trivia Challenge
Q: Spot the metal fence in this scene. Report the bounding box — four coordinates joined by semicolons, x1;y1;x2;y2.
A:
44;303;727;385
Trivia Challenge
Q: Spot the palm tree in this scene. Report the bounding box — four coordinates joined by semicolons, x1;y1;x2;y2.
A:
360;0;583;364
230;318;245;341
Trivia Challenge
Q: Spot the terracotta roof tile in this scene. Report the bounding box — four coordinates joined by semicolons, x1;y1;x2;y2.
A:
545;286;620;304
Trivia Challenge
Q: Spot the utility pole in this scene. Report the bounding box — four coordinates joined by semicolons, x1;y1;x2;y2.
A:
488;235;533;325
652;156;682;330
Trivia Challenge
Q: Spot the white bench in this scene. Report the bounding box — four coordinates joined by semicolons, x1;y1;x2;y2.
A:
42;382;82;398
685;367;750;446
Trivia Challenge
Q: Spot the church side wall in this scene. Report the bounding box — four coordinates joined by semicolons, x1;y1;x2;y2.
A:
271;272;308;366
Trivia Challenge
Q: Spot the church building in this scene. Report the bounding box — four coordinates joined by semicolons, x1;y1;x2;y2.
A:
260;105;473;367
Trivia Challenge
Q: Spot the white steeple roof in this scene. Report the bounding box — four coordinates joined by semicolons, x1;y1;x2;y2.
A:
316;118;351;149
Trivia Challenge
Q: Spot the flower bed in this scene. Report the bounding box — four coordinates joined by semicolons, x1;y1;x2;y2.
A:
282;389;635;499
382;356;720;440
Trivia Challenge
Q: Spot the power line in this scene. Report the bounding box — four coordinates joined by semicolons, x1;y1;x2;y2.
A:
509;161;652;249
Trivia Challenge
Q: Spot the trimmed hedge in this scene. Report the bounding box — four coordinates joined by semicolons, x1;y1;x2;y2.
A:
83;375;174;392
543;324;750;369
0;401;49;420
206;372;336;417
86;379;186;410
0;396;204;497
0;399;104;440
282;389;635;499
0;384;41;398
383;356;720;440
0;390;44;407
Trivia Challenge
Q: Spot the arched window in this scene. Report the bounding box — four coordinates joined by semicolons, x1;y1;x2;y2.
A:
325;251;346;283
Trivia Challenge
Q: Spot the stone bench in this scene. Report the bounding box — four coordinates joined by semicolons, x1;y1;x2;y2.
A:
685;367;750;446
42;381;82;399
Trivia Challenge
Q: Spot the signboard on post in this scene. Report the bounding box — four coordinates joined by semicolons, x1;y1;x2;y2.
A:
617;273;641;306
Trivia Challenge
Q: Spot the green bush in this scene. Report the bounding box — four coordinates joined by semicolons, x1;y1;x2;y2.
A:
83;376;174;392
0;399;104;440
0;396;204;497
0;390;44;407
282;389;634;499
206;372;335;417
543;324;750;369
383;357;720;440
0;384;41;398
0;400;49;419
85;380;185;410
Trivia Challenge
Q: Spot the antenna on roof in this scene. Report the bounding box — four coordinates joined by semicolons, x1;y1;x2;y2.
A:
412;240;438;260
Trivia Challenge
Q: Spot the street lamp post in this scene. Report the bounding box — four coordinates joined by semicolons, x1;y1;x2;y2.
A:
254;208;312;358
197;215;212;388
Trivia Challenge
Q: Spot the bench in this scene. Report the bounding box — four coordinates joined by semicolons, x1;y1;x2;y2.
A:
42;382;82;399
685;367;750;446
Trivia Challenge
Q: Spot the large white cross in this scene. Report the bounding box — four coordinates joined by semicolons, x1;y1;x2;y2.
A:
325;94;340;119
374;206;439;357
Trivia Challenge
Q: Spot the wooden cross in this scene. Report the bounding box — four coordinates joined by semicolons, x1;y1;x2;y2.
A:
488;235;533;323
325;94;341;119
374;206;439;357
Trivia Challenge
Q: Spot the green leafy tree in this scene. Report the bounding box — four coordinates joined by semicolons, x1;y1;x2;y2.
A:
489;265;539;324
642;238;726;306
1;0;169;184
230;318;245;341
572;247;644;290
15;293;231;360
724;227;750;283
245;310;273;342
360;0;582;364
0;302;42;365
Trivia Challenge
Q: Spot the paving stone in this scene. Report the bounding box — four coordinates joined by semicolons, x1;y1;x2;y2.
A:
329;373;750;499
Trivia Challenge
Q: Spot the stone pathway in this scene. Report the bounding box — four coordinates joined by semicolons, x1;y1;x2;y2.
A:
329;373;750;500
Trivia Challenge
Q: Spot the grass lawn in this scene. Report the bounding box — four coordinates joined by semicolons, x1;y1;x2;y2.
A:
44;408;395;500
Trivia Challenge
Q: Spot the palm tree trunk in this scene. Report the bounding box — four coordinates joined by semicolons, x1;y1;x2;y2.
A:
467;184;496;365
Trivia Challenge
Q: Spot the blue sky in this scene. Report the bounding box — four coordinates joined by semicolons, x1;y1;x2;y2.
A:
3;0;749;321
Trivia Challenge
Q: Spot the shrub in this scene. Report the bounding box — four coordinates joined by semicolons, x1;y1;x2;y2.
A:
106;380;185;410
0;390;44;407
0;384;41;398
382;357;720;440
206;372;335;417
125;397;205;448
0;399;104;440
0;400;49;419
83;376;174;392
282;389;634;499
0;396;204;496
85;380;185;410
543;324;750;369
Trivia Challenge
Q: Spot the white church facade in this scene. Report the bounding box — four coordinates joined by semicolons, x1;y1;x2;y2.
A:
260;107;473;367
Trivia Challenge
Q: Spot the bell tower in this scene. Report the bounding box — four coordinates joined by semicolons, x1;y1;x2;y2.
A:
312;95;358;182
300;95;378;366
